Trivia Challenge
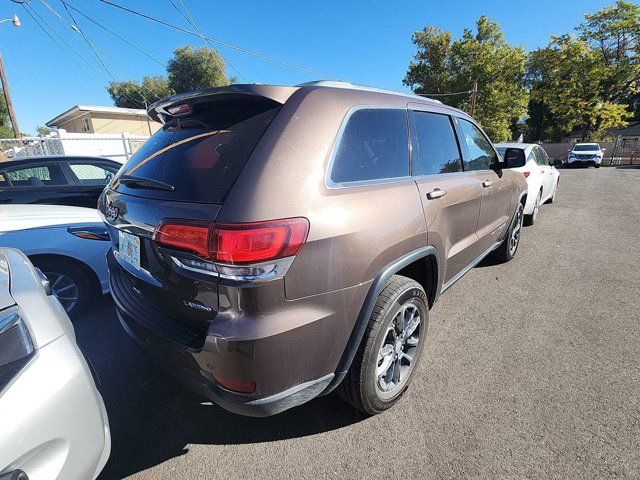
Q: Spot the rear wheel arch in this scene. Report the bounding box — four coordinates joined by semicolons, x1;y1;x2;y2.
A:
28;253;101;298
322;246;438;395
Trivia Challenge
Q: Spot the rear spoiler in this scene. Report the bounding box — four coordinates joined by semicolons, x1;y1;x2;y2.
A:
147;84;299;124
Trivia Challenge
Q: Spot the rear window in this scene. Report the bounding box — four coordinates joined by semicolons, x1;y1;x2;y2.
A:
112;99;280;203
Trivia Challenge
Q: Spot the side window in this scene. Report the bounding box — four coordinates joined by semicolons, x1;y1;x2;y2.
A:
526;151;536;164
536;147;549;165
411;111;462;175
69;163;117;186
457;119;497;171
0;172;8;187
330;108;409;184
5;164;67;187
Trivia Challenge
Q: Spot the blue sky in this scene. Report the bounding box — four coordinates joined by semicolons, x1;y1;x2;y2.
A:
0;0;614;134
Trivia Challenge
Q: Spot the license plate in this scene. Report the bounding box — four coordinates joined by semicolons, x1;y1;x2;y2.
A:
118;230;140;270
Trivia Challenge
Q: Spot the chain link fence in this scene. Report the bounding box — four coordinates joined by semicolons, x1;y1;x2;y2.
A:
0;133;149;164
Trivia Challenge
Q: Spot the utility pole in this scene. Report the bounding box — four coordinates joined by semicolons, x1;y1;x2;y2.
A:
0;51;20;138
0;14;21;140
470;81;478;117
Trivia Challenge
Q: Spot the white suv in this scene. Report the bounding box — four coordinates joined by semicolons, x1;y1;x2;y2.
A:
568;143;604;168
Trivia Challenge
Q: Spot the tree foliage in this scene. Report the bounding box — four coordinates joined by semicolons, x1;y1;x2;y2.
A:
107;75;174;109
526;36;631;141
167;46;228;93
107;46;229;110
0;92;14;138
404;16;528;142
526;1;638;140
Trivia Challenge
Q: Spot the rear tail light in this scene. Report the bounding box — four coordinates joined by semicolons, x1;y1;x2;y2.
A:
523;171;530;178
211;219;308;264
153;217;309;281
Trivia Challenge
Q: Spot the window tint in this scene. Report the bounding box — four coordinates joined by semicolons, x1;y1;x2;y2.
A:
411;111;462;175
5;165;67;187
457;119;497;171
330;109;409;183
69;163;117;186
113;99;280;203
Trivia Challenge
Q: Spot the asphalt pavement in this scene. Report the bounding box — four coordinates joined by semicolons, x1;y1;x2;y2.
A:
75;166;640;479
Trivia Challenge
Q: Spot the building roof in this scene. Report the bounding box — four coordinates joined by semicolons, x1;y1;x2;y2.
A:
609;121;640;137
46;104;149;127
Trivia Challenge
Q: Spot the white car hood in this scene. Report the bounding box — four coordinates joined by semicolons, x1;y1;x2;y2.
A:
0;205;102;233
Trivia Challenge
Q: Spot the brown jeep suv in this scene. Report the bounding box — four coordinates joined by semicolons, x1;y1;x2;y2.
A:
98;81;527;416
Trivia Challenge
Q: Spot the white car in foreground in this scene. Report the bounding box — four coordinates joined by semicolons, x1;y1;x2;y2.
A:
0;248;110;479
496;143;560;226
0;205;110;314
567;143;604;168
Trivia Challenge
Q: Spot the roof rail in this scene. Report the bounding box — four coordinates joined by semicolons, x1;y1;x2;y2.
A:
296;81;442;104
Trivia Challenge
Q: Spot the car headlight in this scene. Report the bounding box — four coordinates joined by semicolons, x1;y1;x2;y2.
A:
0;307;35;392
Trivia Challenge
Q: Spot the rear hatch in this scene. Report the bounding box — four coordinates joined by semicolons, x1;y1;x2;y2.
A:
99;86;294;345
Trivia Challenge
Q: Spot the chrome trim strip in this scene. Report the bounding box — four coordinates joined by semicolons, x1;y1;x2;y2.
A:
440;240;501;294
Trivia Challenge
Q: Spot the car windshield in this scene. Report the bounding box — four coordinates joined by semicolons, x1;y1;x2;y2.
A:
574;144;600;151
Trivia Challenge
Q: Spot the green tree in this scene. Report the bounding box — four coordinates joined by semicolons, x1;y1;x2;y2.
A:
36;125;55;136
404;16;528;142
527;36;631;141
167;45;228;93
0;92;14;138
107;46;230;109
108;75;174;110
577;0;640;119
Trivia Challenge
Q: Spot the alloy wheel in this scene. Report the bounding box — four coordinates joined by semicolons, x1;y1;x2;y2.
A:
509;208;523;256
376;302;421;396
45;271;79;313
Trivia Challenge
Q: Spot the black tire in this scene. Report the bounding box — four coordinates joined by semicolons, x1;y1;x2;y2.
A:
595;164;601;168
337;275;428;415
30;257;93;316
524;191;541;226
491;203;524;264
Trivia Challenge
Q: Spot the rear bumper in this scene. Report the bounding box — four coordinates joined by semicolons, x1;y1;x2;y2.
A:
117;308;333;416
106;250;366;416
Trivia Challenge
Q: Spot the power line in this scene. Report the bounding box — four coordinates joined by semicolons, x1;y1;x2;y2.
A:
20;3;109;90
37;0;154;106
61;0;165;66
40;0;116;82
60;0;237;101
97;0;338;80
170;0;248;82
22;3;110;84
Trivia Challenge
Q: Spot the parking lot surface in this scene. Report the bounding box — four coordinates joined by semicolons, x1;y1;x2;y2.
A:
76;167;640;479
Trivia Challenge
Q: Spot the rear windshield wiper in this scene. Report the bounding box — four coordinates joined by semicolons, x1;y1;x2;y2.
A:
117;174;175;191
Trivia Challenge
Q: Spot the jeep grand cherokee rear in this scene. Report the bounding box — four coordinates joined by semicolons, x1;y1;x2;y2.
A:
99;82;526;417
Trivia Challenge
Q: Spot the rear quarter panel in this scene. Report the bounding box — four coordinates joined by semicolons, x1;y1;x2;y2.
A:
217;87;428;300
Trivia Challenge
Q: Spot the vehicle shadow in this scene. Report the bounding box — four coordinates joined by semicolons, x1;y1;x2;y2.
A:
72;296;366;480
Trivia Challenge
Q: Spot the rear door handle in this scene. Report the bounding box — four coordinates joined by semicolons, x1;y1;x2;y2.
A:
482;180;493;187
426;188;447;199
